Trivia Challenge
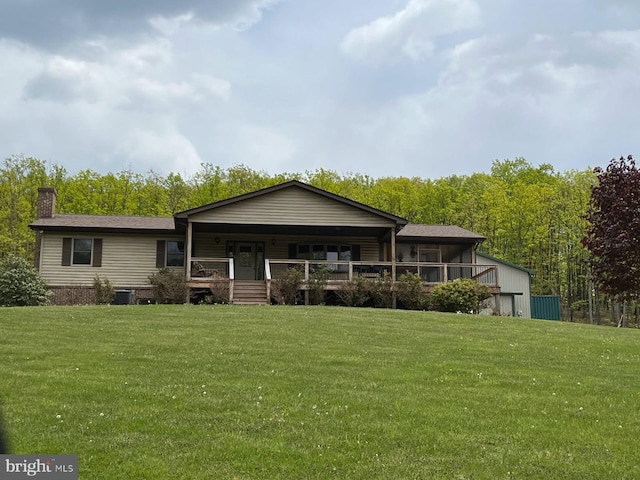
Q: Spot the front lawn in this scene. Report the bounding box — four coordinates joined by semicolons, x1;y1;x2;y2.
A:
1;305;638;479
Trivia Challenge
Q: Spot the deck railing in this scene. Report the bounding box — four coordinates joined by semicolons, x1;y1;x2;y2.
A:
188;258;497;288
266;260;498;287
189;257;233;280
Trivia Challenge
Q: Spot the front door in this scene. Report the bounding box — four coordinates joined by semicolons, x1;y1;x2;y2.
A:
233;242;264;280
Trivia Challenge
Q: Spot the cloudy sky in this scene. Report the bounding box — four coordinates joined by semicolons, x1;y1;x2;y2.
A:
1;0;638;179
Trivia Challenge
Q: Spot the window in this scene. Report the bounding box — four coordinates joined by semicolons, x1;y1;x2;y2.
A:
62;237;102;267
293;244;358;262
419;245;441;263
73;239;92;265
166;241;185;267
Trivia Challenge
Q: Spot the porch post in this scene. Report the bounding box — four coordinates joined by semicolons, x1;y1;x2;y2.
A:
186;221;193;279
391;227;396;281
391;227;397;309
185;221;193;304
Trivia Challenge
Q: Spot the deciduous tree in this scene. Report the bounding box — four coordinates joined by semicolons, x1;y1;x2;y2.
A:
582;156;640;301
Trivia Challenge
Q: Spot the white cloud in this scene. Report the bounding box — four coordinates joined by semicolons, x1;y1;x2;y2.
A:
341;0;481;63
342;30;640;177
116;126;203;175
23;39;230;109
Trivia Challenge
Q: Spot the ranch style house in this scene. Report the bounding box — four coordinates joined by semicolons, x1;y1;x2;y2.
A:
30;180;517;310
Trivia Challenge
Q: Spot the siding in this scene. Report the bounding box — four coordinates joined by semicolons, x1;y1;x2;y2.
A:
477;254;532;318
189;187;395;227
40;232;184;287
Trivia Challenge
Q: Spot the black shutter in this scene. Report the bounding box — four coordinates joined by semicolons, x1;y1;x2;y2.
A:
156;240;166;268
352;245;361;261
62;238;72;266
288;243;297;259
92;238;103;267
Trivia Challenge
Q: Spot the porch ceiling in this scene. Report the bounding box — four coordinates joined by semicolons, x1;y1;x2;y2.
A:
188;222;393;239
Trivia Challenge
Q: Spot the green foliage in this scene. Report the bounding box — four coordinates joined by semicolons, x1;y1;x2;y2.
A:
308;266;330;305
148;268;189;304
0;154;603;319
0;255;51;306
369;272;394;308
93;275;115;305
396;272;428;310
335;275;370;307
430;278;492;314
205;281;230;304
271;267;303;305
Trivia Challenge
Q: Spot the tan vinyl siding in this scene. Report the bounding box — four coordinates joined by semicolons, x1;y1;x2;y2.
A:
189;188;395;227
192;233;381;261
40;232;184;287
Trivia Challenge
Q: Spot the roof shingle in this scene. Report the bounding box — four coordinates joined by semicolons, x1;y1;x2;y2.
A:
30;214;175;231
397;224;485;241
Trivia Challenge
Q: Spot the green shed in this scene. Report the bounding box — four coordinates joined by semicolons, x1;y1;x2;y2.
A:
531;295;562;321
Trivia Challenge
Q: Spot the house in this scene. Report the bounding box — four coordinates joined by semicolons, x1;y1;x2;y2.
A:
476;252;535;318
30;180;502;307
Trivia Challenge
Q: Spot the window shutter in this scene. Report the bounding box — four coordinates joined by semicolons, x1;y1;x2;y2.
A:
92;238;103;267
288;243;297;259
352;245;361;261
156;240;166;268
62;238;72;266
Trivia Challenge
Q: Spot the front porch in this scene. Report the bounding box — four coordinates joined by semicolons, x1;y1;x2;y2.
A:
187;257;500;306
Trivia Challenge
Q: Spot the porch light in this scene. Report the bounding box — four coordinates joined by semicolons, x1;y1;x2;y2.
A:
215;237;220;244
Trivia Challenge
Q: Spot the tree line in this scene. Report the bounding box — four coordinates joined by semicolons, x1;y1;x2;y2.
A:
0;154;602;321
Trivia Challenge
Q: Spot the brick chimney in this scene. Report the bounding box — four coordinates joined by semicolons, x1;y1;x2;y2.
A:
37;187;57;218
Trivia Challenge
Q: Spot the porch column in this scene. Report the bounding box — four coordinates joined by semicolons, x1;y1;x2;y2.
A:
186;221;193;278
391;227;396;281
391;227;397;309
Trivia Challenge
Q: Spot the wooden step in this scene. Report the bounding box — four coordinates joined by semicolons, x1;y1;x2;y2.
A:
233;281;268;305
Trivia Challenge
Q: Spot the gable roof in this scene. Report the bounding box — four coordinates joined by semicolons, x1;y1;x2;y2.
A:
175;180;408;227
397;224;485;243
30;214;176;233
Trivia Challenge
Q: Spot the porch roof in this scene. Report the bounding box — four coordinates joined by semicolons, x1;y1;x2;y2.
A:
397;224;485;243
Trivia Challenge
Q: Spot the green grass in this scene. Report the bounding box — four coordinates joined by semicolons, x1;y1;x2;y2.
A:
1;305;639;479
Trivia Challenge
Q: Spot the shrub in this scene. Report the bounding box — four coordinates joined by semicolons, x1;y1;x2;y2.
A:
271;267;303;305
396;272;428;310
308;265;330;305
370;272;394;308
93;275;115;305
148;268;189;304
207;280;230;304
335;275;370;307
0;255;51;306
430;278;492;313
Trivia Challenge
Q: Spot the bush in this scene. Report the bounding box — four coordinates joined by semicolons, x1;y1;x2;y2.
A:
93;275;115;305
0;255;51;306
430;278;492;313
271;267;303;305
370;272;394;308
396;272;428;310
148;268;189;304
335;275;370;307
308;266;330;305
207;280;230;304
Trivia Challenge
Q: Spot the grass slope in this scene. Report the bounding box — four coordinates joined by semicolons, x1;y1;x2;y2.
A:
1;305;639;479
